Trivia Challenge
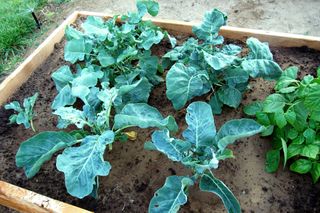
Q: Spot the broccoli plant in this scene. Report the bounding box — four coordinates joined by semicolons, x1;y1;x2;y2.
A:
16;85;178;198
52;0;175;112
244;66;320;183
5;92;38;131
164;9;282;112
145;101;264;212
14;0;181;199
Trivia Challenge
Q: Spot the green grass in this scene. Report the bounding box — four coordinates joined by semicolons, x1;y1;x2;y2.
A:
0;0;63;75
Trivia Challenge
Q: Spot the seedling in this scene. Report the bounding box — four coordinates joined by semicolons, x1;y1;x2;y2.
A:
244;66;320;183
146;101;264;212
164;9;282;112
5;92;38;131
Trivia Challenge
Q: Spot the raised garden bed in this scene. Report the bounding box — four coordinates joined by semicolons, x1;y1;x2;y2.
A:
1;9;320;213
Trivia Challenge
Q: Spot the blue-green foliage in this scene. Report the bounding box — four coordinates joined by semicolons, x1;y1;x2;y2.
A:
164;9;282;111
14;0;180;199
5;93;38;131
147;101;264;213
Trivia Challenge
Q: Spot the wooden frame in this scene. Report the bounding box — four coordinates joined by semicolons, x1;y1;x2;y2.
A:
0;10;319;212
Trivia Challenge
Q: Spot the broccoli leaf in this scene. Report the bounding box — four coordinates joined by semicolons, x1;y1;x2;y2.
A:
150;129;191;161
5;93;38;130
149;176;194;213
137;0;159;17
200;173;240;213
16;131;76;178
216;119;264;151
56;131;114;198
192;9;226;41
64;37;93;63
166;63;210;110
182;101;216;147
114;103;178;132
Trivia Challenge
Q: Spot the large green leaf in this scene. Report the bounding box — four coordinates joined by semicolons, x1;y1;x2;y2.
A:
217;86;242;108
139;54;163;85
151;129;191;161
51;66;74;91
243;101;263;116
246;37;273;60
304;84;320;111
166;63;210;110
209;94;222;115
64;37;93;63
16;132;76;178
81;16;109;41
51;85;76;110
71;68;103;104
216;119;264;150
203;51;238;70
54;106;89;129
65;26;84;40
265;149;280;173
149;176;194;213
263;94;286;113
182;102;216;147
275;66;299;90
115;77;152;110
97;49;115;67
311;163;320;183
223;67;249;86
113;103;178;132
56;131;114;198
290;159;312;174
242;59;282;80
221;44;242;55
199;173;240;213
139;30;164;50
192;9;226;41
136;0;159;17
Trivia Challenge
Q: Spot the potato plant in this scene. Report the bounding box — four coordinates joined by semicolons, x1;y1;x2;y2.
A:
164;9;282;112
244;66;320;182
145;101;264;212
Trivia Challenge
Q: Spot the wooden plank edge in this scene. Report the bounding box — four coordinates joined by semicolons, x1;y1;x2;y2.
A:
0;11;79;106
77;10;320;50
0;181;92;213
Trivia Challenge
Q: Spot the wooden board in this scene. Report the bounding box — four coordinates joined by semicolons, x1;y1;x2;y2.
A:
0;10;320;212
0;181;92;213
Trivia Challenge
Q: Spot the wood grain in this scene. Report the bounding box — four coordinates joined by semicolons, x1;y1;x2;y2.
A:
0;181;92;213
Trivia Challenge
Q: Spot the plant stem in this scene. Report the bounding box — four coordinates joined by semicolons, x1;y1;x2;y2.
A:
30;119;36;132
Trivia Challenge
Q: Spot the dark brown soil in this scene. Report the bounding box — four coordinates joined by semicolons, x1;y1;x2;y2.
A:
1;31;320;213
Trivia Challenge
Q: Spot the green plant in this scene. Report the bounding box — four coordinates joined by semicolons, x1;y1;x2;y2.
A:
16;85;178;199
5;93;38;131
13;0;180;199
54;0;175;112
164;9;282;112
244;66;320;183
146;101;264;212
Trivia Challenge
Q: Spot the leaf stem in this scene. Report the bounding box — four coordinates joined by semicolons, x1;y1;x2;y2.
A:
30;119;36;132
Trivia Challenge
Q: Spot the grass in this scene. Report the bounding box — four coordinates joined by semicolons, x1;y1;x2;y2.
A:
0;0;67;75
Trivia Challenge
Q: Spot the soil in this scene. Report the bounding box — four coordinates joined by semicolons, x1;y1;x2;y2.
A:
1;29;320;213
